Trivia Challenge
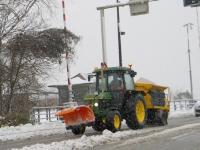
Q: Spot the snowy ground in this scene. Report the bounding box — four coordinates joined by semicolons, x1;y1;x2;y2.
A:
0;108;198;150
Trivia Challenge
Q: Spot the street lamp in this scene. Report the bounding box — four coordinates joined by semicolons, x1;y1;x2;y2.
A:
183;23;194;99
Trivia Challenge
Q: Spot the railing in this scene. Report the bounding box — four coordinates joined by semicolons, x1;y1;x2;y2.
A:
170;99;200;111
31;102;78;124
31;99;200;124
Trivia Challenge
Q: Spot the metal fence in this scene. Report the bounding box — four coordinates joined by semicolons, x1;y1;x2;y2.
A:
31;99;200;124
170;99;200;111
31;102;78;124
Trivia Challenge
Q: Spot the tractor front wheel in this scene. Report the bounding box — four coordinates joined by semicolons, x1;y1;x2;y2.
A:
106;110;121;133
71;126;86;135
92;119;105;131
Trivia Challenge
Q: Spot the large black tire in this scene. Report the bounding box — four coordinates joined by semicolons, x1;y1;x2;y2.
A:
126;94;147;130
106;110;121;133
71;126;86;135
159;110;168;126
92;119;105;131
195;114;200;117
146;109;156;125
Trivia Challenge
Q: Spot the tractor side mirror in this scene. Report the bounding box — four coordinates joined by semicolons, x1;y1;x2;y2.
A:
88;73;96;82
130;71;137;77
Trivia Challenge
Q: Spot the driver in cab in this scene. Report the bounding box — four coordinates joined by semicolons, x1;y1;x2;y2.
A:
109;75;123;91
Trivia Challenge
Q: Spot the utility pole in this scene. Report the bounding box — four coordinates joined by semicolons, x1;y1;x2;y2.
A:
184;23;194;99
116;0;122;67
196;7;200;51
0;6;3;113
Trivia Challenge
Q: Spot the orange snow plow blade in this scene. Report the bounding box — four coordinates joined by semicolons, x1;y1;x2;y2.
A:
55;105;94;127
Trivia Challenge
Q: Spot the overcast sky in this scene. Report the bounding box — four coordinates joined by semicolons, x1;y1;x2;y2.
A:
49;0;200;99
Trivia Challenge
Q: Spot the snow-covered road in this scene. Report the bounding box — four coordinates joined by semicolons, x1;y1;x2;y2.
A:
0;108;198;150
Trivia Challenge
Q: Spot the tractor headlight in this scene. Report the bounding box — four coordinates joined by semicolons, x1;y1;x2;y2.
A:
94;91;99;96
94;102;98;107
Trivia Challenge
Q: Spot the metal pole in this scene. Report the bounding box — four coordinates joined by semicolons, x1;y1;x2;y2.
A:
97;0;159;10
100;9;107;64
117;0;122;67
184;23;193;99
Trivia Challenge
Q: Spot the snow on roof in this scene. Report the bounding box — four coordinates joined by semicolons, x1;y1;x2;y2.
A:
136;77;155;84
48;73;95;88
135;77;168;92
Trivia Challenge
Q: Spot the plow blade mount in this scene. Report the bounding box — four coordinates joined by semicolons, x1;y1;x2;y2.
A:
55;105;94;127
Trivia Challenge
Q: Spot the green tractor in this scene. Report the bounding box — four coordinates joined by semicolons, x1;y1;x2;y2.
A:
83;64;147;132
55;64;169;134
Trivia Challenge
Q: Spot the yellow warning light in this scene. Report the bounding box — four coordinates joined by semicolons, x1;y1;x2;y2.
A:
94;67;98;70
128;63;132;68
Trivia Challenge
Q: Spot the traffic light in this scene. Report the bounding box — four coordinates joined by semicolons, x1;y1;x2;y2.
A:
183;0;200;7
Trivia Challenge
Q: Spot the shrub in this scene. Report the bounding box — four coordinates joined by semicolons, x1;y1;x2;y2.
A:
0;113;31;127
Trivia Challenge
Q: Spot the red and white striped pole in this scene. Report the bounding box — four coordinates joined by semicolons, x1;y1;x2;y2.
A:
62;0;73;102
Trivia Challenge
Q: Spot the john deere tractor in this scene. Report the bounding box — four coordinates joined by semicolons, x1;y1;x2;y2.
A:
55;64;170;134
84;64;147;132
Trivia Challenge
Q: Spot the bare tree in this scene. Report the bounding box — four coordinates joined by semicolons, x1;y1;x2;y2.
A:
0;1;81;113
173;90;192;100
1;28;80;113
0;0;56;114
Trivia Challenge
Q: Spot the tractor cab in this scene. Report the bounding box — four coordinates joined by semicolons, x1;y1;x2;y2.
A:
94;67;136;92
88;67;137;109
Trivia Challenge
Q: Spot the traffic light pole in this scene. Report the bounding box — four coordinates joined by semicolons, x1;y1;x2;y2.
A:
97;0;158;66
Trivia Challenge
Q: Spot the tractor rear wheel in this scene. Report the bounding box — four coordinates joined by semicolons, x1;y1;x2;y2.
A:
106;110;121;133
159;110;168;126
71;126;86;135
126;94;147;129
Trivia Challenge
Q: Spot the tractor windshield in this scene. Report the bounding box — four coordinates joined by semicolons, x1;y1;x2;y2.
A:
96;71;134;91
96;72;124;92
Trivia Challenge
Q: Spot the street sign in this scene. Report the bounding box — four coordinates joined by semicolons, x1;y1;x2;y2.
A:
129;1;149;16
183;0;200;7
